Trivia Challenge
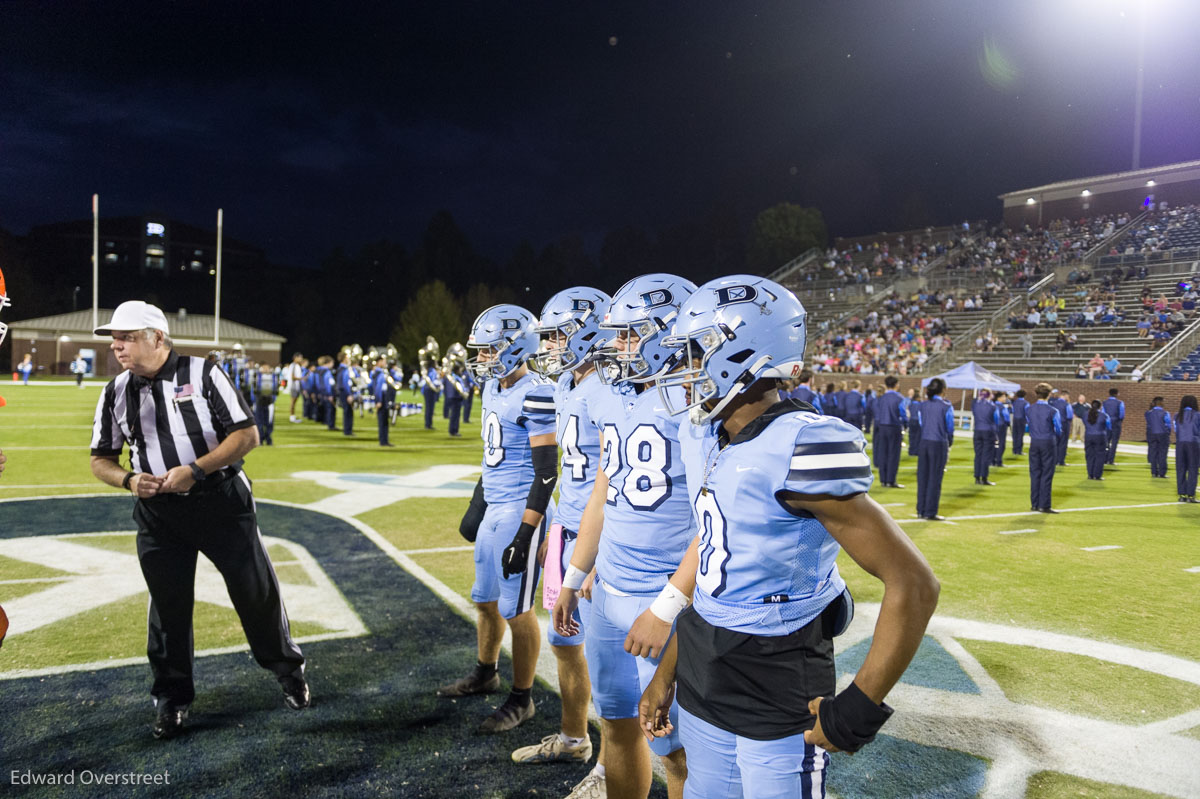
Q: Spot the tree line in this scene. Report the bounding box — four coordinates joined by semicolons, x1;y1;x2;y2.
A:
0;203;825;369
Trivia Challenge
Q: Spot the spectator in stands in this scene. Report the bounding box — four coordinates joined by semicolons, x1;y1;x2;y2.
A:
1087;354;1105;380
1137;315;1153;338
1044;308;1059;327
1021;331;1034;359
1065;332;1078;352
1027;309;1041;328
1104;355;1120;377
1075;364;1089;380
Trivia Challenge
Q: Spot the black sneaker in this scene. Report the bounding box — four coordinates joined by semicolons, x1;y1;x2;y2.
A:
281;675;311;710
438;667;501;697
478;697;535;734
152;705;188;740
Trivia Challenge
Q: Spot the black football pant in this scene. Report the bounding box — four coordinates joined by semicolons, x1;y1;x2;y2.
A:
1012;421;1024;455
133;470;305;708
341;395;354;435
378;406;391;445
907;421;921;456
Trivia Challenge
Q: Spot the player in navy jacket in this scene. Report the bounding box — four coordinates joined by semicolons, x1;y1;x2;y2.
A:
916;379;955;521
1027;383;1063;512
1145;398;1173;479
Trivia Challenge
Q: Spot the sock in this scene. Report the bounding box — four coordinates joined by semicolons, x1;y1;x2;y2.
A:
558;732;586;748
592;764;606;779
508;686;532;706
475;660;498;679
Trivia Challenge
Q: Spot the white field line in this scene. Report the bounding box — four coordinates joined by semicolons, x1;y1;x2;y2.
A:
0;632;359;681
1184;567;1200;574
0;478;310;488
893;501;1183;524
1081;545;1124;552
400;545;476;555
998;528;1037;535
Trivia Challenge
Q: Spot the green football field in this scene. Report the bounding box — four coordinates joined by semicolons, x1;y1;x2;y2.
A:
1;382;1198;799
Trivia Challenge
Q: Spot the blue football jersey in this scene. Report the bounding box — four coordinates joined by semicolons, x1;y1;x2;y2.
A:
589;383;694;594
554;371;608;531
679;407;872;635
480;372;556;504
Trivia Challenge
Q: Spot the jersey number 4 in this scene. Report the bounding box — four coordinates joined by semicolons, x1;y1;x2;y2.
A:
600;423;672;510
559;414;588;481
695;490;730;598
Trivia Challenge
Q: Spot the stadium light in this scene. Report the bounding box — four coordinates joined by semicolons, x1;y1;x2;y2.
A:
1081;189;1091;197
1146;180;1156;186
1026;197;1037;205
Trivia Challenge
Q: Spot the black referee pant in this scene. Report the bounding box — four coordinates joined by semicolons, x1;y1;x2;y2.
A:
133;469;304;708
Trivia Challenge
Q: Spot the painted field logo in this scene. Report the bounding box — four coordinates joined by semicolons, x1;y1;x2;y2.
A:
833;605;1200;799
0;496;368;677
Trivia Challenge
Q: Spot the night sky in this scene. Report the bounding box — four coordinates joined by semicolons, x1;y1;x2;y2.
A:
3;0;1199;270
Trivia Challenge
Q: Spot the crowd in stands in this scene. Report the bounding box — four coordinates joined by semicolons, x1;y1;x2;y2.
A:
808;292;954;374
794;232;968;285
1108;204;1200;255
944;214;1126;287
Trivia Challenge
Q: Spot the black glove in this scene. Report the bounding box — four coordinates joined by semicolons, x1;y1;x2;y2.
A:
502;522;538;578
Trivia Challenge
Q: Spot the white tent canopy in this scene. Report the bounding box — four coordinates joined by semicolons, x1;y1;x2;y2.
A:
920;361;1021;393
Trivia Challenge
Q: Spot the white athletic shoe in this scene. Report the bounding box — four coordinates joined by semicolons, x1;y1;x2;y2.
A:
511;733;592;764
564;771;606;799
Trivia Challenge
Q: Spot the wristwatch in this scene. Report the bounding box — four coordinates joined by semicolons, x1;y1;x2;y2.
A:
189;463;206;483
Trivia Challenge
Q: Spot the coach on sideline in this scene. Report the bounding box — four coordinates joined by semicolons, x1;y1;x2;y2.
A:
88;301;308;741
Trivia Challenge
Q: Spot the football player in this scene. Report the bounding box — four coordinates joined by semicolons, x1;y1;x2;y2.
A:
506;287;611;796
639;275;939;798
438;305;557;734
553;274;697;799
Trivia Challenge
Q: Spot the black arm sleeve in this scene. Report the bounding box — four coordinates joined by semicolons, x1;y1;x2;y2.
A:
459;479;487;543
525;443;558;513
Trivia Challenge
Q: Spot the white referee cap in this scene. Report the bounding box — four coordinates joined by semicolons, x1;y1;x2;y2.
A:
94;301;170;336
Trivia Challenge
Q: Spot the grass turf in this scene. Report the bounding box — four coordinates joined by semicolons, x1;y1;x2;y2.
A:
2;383;1197;798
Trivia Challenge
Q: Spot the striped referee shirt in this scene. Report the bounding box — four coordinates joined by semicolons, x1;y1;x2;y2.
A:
90;350;255;475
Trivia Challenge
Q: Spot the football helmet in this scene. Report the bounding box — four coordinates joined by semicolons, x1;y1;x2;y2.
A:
596;273;697;384
0;265;9;347
657;275;808;424
532;287;611;376
467;304;540;380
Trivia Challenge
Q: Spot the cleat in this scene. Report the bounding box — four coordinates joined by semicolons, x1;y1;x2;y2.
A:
437;669;501;697
564;771;607;799
478;697;535;733
512;733;593;764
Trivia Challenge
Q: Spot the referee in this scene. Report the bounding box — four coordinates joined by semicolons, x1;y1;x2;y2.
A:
88;301;308;740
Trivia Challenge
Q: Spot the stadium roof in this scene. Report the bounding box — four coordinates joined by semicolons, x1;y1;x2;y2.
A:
9;308;285;345
998;159;1200;206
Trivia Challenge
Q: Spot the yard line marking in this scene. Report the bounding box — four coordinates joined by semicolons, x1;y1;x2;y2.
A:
882;502;906;507
400;545;476;555
1082;545;1123;552
999;528;1037;535
1184;567;1200;574
892;502;1181;524
0;577;74;585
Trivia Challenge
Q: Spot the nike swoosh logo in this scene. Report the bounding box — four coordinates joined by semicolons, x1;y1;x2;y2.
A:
542;477;555;485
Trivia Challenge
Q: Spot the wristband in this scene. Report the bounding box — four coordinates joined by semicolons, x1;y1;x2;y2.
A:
816;681;894;753
122;472;135;491
648;581;690;623
562;565;588;591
